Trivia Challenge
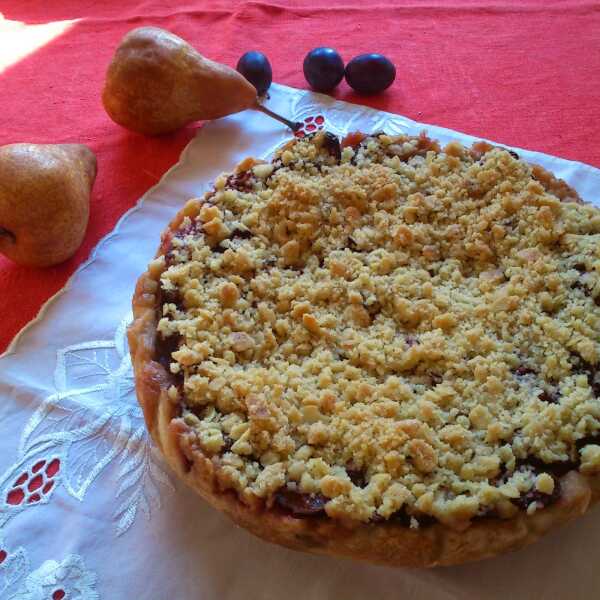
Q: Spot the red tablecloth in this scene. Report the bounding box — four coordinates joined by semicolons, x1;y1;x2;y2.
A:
1;0;599;352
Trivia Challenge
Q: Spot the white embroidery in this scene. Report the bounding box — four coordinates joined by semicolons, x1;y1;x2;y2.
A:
1;534;98;599
0;313;173;535
291;93;347;136
10;555;98;600
0;534;29;598
291;92;411;139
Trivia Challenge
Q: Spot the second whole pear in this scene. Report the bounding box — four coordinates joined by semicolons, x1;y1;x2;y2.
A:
0;143;97;267
102;27;258;136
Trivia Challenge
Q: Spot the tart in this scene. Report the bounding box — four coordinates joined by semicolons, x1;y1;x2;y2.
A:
128;131;600;567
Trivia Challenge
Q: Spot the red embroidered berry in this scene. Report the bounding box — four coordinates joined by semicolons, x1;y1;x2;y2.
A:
14;473;28;486
7;488;24;505
46;458;60;478
28;474;43;492
32;460;46;473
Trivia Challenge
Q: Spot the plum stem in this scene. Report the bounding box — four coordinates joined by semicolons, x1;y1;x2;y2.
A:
253;102;302;132
0;227;16;244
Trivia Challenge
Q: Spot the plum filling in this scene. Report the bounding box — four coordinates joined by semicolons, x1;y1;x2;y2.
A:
320;131;342;162
346;465;367;488
216;226;256;254
570;263;600;306
346;235;359;251
226;170;256;192
514;366;536;377
512;483;561;511
229;227;253;240
405;335;419;348
154;287;183;383
220;435;234;454
155;331;180;374
275;468;463;525
538;390;560;404
512;365;562;404
161;220;205;261
571;354;600;398
269;438;600;524
494;459;565;511
274;489;327;517
291;131;341;167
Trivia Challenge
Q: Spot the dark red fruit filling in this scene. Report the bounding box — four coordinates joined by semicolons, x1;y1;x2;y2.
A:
346;466;367;488
321;131;341;161
156;331;181;375
538;389;560;404
274;489;327;517
571;354;600;397
494;459;565;511
512;480;562;511
226;170;256;193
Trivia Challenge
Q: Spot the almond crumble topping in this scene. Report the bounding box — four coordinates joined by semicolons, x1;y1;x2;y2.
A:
155;131;600;527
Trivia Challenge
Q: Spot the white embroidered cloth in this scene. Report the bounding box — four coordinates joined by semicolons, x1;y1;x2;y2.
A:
1;84;599;599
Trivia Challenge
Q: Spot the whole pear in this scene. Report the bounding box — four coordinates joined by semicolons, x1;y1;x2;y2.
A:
102;27;258;136
0;144;97;267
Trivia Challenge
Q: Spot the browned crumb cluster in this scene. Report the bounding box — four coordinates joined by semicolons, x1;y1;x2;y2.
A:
152;131;600;528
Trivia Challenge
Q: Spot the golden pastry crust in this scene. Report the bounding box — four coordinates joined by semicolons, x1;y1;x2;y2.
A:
129;131;600;566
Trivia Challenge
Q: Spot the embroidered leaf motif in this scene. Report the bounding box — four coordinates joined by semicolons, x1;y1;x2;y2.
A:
55;342;121;392
19;388;107;457
113;425;174;536
62;414;129;501
103;355;137;413
380;117;410;136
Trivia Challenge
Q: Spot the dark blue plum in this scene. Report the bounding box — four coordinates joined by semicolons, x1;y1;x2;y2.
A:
303;47;345;93
345;54;396;95
236;51;272;96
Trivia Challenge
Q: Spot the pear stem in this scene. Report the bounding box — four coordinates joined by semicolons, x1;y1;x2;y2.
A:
0;227;16;244
253;102;302;133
